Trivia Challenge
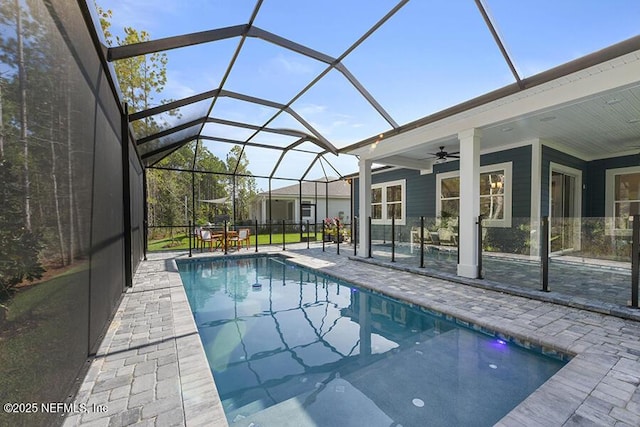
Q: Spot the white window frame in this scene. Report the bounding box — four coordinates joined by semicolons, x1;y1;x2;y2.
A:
301;200;312;218
371;179;406;225
436;162;513;228
605;166;640;235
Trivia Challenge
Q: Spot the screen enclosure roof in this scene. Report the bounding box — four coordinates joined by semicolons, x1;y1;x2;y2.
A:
91;0;640;185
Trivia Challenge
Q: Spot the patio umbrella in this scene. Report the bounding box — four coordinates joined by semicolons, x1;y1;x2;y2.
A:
199;197;230;204
199;197;230;223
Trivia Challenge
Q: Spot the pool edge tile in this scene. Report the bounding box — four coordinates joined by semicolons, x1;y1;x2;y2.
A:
168;259;229;427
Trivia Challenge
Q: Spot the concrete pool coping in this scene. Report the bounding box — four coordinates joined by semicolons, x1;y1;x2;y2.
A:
352;255;640;323
65;245;640;426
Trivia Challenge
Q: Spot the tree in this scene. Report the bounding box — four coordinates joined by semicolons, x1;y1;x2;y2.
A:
96;5;256;239
0;79;4;158
0;159;43;297
0;0;54;287
96;6;169;137
194;147;228;223
226;146;257;222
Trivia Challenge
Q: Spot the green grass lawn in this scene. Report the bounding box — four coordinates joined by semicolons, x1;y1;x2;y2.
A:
0;262;90;427
148;231;329;251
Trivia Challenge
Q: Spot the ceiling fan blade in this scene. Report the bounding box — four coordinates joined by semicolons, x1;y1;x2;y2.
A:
447;155;460;158
449;151;460;155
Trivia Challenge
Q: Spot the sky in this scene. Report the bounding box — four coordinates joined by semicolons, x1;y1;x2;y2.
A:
94;0;640;190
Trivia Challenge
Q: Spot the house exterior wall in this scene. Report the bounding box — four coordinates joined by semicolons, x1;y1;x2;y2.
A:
353;141;639;241
483;146;532;218
354;145;532;221
251;196;351;224
586;154;639;217
323;198;352;223
354;168;431;218
271;199;293;221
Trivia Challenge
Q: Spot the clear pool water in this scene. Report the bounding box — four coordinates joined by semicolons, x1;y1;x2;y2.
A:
178;256;566;427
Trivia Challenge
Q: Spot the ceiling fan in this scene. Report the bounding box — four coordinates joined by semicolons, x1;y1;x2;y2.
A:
428;146;460;162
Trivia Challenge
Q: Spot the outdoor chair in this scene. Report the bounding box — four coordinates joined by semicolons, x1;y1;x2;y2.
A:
240;228;251;247
410;227;433;245
200;229;215;251
200;229;217;251
228;228;250;250
410;226;439;254
438;228;458;246
200;229;224;252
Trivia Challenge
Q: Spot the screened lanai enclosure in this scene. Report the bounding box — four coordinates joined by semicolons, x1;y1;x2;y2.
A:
1;0;640;425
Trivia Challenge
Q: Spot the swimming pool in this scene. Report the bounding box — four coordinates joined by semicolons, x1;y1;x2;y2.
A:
178;255;566;427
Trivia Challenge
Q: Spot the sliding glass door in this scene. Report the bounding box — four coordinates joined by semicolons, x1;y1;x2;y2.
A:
550;167;581;253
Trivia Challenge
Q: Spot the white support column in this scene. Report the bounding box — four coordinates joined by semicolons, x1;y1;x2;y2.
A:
530;139;542;258
358;158;372;257
457;128;481;278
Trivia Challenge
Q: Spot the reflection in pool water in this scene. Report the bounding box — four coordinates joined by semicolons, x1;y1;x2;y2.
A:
178;256;565;427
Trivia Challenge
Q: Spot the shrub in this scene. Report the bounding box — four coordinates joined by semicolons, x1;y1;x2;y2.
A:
483;219;531;255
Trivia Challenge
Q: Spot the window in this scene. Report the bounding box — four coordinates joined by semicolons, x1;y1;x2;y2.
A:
614;174;640;228
436;162;512;227
372;188;382;219
301;201;312;218
371;180;406;224
440;176;460;217
480;171;505;220
386;184;403;220
606;167;640;233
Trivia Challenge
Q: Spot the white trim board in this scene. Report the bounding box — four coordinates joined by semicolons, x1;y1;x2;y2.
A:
435;162;513;228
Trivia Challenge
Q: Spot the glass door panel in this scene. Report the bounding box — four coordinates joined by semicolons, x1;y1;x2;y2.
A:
550;171;576;253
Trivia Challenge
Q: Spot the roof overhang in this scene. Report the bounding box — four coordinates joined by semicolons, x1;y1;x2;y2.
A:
347;38;640;167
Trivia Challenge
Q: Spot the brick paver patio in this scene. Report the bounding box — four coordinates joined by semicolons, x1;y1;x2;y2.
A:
65;244;640;426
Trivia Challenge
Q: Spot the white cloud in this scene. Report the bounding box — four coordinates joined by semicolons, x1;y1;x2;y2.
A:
163;78;196;101
296;103;327;116
275;55;313;74
259;54;314;77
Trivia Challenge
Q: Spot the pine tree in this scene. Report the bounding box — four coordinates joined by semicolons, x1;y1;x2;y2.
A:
0;159;43;297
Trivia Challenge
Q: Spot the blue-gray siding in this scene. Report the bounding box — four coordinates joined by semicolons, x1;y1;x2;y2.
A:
586;154;638;217
352;143;636;224
354;145;532;220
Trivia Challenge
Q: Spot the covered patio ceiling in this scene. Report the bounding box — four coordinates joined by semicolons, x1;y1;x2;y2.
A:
349;48;640;169
92;0;640;185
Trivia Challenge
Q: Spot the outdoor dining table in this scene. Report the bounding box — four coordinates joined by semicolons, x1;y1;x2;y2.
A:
200;228;238;252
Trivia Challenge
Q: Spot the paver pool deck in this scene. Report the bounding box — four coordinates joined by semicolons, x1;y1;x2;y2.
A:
64;245;640;426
